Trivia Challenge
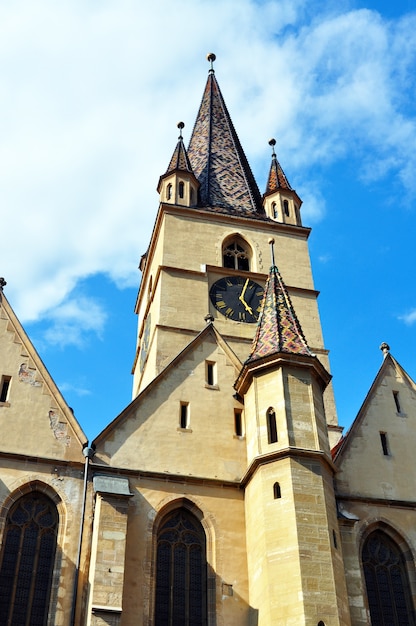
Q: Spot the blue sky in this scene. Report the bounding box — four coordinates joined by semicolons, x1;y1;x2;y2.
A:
1;0;416;441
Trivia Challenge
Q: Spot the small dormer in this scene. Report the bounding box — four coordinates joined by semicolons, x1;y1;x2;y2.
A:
157;122;200;208
263;139;302;226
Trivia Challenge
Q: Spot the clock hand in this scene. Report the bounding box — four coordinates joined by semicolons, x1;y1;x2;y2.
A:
239;279;253;315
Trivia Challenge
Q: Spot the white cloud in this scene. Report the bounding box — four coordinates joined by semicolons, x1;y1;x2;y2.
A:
59;381;91;397
398;310;416;326
41;296;107;348
1;0;416;332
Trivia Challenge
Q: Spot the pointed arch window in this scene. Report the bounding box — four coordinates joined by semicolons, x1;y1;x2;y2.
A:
362;530;414;625
0;492;58;626
267;408;278;444
179;181;185;199
222;237;251;271
155;508;207;625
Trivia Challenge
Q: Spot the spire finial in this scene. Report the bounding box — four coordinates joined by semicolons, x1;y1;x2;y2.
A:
269;138;277;158
206;52;216;73
177;121;184;139
0;277;6;291
380;342;390;358
268;238;276;266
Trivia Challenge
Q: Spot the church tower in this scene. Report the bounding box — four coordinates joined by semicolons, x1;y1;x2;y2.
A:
133;54;339;446
92;54;347;625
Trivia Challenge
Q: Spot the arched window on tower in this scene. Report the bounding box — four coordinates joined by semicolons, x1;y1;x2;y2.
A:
267;408;278;444
222;236;251;271
166;183;172;200
155;508;207;625
273;482;281;499
0;492;58;626
362;530;414;625
179;181;184;199
283;199;290;216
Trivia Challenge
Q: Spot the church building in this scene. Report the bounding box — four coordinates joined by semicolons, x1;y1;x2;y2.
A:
1;53;416;626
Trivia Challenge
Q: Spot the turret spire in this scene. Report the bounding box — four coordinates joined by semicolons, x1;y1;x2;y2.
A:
187;54;263;216
246;238;311;362
165;122;194;175
264;138;293;193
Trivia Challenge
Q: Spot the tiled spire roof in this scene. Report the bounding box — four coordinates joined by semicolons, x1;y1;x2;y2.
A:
247;241;311;363
165;122;194;175
264;138;293;194
187;53;263;216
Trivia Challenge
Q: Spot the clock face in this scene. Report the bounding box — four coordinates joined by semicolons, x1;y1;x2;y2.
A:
209;276;264;323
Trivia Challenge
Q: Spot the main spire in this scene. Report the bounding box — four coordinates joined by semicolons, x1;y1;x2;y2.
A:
247;239;311;362
187;53;263;216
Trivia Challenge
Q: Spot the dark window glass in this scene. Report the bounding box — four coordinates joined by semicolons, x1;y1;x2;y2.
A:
273;482;281;499
0;492;58;626
206;363;214;386
155;509;207;626
179;181;184;199
180;404;188;429
267;409;278;444
222;240;250;271
234;411;243;436
283;199;290;216
393;391;402;413
363;530;414;625
380;432;389;456
0;376;10;402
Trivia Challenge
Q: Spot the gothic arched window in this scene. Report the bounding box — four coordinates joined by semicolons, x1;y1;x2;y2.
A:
362;530;414;625
222;237;250;271
155;508;207;625
0;492;58;626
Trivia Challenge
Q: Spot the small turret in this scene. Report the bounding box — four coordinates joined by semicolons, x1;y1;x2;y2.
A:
157;122;199;207
263;138;302;226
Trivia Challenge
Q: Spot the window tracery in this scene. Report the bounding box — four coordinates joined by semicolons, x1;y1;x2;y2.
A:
0;492;58;626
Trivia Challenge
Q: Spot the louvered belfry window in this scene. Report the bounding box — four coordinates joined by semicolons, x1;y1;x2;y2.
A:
0;492;58;626
155;508;207;626
363;530;415;625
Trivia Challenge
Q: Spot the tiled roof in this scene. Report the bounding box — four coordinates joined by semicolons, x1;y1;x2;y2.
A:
264;149;293;194
187;68;263;216
165;129;194;175
247;263;311;363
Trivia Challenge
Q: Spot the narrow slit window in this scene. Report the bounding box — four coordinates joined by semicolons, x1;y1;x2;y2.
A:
272;202;278;219
267;408;278;444
393;390;401;413
273;482;281;499
380;432;389;456
206;361;216;386
234;410;243;437
180;403;189;429
179;181;184;198
0;376;11;403
166;183;172;200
